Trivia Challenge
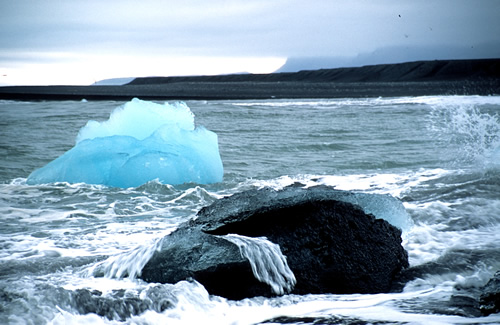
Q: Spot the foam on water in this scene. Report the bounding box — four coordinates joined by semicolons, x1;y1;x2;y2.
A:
27;98;223;188
0;179;213;265
229;95;500;109
91;236;165;279
46;286;500;325
427;97;500;167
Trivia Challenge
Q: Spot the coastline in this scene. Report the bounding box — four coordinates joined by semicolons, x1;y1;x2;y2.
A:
1;59;498;101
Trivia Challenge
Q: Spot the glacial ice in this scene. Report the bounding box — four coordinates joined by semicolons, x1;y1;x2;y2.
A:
27;98;223;188
345;192;414;233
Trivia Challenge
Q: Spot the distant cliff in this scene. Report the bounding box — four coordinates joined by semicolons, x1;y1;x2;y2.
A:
1;59;498;100
128;59;500;85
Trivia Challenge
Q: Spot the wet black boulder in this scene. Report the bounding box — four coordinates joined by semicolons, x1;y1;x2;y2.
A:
140;226;271;300
140;185;409;298
480;270;500;316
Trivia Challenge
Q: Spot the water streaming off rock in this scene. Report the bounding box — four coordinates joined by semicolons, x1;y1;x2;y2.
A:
223;234;296;295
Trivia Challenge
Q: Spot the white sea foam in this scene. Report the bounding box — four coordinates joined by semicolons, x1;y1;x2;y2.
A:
89;236;166;279
405;220;500;266
229;95;500;109
427;97;500;167
47;286;500;325
248;168;452;198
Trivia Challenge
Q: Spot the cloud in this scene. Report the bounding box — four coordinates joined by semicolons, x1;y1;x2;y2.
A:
1;0;282;55
0;53;287;86
1;0;499;85
3;0;499;56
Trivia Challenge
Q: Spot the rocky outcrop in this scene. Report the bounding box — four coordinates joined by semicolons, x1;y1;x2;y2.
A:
140;227;271;300
129;59;500;84
70;285;178;321
480;270;500;316
140;185;409;299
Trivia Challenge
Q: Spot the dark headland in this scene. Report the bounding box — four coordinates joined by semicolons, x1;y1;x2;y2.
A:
1;59;499;101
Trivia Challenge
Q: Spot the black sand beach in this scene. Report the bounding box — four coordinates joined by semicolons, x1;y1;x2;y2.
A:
1;59;499;101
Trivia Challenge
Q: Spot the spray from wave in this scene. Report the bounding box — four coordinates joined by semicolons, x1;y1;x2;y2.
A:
428;100;500;168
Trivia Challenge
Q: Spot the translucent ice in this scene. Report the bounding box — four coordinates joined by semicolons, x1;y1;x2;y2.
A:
346;192;414;233
76;99;196;143
27;98;223;188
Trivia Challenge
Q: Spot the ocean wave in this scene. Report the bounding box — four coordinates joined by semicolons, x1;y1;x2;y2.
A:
427;97;500;168
227;95;500;109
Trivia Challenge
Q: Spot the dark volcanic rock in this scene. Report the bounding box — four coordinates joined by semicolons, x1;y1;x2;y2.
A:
194;185;409;295
140;227;272;300
192;184;411;233
480;270;500;316
72;285;177;321
140;185;409;299
73;289;149;321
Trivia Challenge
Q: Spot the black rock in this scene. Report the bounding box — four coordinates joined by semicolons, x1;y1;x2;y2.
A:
480;270;500;316
140;185;409;299
140;227;272;300
193;184;412;232
72;286;176;321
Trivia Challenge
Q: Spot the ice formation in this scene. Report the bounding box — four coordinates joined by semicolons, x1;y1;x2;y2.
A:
346;192;414;233
27;98;223;188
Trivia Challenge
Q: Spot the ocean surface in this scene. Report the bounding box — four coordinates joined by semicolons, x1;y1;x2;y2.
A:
1;95;500;324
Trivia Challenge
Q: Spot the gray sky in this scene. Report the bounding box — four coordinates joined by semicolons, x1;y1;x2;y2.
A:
1;0;499;85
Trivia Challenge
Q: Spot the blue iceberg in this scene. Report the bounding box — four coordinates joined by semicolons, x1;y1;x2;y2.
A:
27;99;223;188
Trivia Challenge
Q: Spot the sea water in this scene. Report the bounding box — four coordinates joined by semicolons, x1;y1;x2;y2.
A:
1;96;500;324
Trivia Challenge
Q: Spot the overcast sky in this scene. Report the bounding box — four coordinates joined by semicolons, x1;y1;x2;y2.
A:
1;0;499;85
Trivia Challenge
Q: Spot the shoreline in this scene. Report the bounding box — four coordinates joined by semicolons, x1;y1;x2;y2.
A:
0;81;498;101
1;59;499;101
